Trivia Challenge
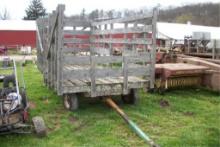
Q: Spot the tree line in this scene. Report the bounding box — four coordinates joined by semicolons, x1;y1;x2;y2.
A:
159;3;219;26
0;0;219;27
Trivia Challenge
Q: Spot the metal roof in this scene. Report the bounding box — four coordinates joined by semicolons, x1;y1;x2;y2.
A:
157;22;220;40
0;20;36;31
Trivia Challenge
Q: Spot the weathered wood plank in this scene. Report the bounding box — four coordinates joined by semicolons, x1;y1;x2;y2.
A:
63;30;91;35
126;54;151;63
47;11;59;58
64;18;91;27
63;38;90;44
63;69;90;79
62;47;90;53
123;57;128;94
92;25;152;35
150;8;158;89
95;69;123;78
91;38;152;45
128;67;150;76
92;56;122;64
91;13;153;26
57;5;65;95
63;56;90;64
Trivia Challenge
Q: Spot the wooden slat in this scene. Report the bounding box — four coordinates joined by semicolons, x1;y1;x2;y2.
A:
63;38;90;44
63;69;90;79
126;54;151;63
95;69;123;78
91;14;153;26
62;47;90;53
91;38;152;45
150;8;158;89
64;18;91;27
128;67;150;76
47;11;59;58
57;5;65;95
63;30;91;35
92;25;152;35
63;56;90;64
92;56;122;64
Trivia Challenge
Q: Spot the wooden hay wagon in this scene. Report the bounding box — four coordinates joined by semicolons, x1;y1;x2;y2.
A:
36;5;158;110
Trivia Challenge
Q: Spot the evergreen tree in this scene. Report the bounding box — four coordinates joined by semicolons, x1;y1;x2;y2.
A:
24;0;46;20
80;8;86;19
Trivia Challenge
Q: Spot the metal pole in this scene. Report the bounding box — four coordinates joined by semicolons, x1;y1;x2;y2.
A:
13;60;20;96
105;98;159;147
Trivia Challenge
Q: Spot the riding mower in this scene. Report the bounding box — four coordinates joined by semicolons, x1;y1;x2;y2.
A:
0;60;46;136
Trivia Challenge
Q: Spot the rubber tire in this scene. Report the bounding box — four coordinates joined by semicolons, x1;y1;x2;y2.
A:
63;94;79;111
3;75;16;88
32;116;47;137
121;89;138;104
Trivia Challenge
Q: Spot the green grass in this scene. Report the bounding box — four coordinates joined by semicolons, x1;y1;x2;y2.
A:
0;63;219;147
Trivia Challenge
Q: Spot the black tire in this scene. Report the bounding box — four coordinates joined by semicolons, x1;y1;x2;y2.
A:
63;94;79;111
3;75;16;88
121;89;138;104
32;116;47;137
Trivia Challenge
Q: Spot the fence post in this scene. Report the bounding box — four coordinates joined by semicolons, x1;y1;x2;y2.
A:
57;4;65;95
150;8;158;89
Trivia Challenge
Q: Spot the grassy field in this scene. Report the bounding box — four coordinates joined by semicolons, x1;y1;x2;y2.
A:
0;63;219;147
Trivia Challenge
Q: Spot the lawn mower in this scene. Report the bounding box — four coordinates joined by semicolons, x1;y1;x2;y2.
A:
0;59;46;136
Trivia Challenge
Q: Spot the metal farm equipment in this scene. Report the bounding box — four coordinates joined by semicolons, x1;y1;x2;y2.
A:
36;5;158;110
0;60;46;136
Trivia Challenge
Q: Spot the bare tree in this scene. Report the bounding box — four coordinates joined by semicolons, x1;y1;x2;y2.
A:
0;8;10;20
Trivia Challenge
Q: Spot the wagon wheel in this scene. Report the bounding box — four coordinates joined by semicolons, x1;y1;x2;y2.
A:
121;89;138;104
63;94;79;111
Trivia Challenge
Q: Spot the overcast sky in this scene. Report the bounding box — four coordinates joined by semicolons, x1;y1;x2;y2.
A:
0;0;219;19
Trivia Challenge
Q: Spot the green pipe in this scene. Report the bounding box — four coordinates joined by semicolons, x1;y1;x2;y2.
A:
105;98;159;147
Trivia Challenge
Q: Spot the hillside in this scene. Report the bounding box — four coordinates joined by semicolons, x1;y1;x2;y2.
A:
159;3;220;27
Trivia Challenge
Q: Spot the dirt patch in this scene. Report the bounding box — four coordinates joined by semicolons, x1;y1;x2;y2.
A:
69;116;78;124
29;101;36;109
183;111;194;116
159;99;170;107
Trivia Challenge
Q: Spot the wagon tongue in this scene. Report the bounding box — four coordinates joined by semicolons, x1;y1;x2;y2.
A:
105;98;159;147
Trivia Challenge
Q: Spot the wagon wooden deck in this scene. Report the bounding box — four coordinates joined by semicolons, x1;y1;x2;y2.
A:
36;5;158;98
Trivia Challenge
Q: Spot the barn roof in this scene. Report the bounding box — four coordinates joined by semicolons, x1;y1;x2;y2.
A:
157;22;220;40
0;20;36;31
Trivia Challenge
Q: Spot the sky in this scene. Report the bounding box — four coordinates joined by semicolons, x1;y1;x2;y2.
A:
0;0;219;19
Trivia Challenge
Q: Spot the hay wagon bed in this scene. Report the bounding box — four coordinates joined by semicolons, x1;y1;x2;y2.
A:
36;5;157;110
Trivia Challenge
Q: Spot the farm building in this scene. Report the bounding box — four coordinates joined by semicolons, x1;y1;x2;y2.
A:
157;22;220;48
0;19;219;50
0;20;36;49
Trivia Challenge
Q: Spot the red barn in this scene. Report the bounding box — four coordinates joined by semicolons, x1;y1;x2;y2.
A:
0;20;36;49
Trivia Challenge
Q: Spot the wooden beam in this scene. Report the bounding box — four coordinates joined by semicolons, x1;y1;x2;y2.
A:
92;25;152;35
64;18;91;27
91;38;152;45
91;13;153;26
